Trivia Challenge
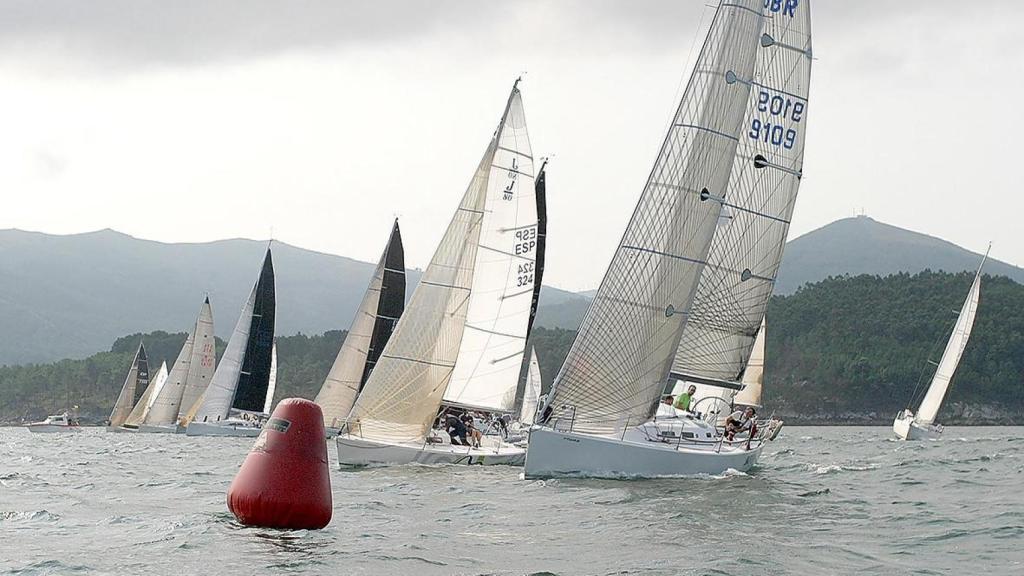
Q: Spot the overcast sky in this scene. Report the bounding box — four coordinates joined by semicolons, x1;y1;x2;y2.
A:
1;1;1021;291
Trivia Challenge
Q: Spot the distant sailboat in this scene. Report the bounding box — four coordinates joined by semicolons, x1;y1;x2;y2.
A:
263;341;277;415
337;80;536;466
118;361;168;431
315;220;405;434
519;348;542;426
185;247;276;437
894;249;987;440
526;0;812;479
107;342;150;430
140;297;217;433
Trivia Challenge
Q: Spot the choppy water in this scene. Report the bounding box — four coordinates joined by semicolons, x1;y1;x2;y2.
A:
1;427;1022;575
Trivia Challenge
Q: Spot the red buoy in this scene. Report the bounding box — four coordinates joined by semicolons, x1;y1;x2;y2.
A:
227;398;332;529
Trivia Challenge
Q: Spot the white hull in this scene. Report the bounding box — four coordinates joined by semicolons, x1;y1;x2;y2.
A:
185;421;262;437
524;426;762;479
336;435;526;467
105;426;137;433
892;414;942;441
26;424;80;433
138;424;183;434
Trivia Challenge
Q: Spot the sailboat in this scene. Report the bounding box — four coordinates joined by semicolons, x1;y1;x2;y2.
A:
117;361;168;431
893;250;987;440
263;341;278;414
106;342;150;431
336;80;536;466
526;0;812;478
315;220;405;436
184;247;276;437
682;318;766;425
139;297;217;433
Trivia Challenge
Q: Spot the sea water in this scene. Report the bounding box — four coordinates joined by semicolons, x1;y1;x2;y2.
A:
1;427;1021;575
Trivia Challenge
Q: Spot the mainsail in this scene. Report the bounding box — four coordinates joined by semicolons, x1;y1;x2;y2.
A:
544;0;774;436
670;0;812;388
916;252;986;424
444;88;538;412
348;82;526;443
263;341;277;415
519;347;542;425
109;342;150;427
315;220;406;428
124;361;168;427
176;298;217;425
147;298;216;426
188;248;276;423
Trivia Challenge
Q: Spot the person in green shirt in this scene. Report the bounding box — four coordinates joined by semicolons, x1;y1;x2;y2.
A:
674;384;697;412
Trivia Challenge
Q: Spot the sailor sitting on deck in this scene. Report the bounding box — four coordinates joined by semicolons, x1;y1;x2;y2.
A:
462;413;483;448
724;407;756;441
674;385;697;412
445;413;470;446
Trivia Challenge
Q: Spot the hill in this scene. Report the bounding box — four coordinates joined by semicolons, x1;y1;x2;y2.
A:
775;215;1024;294
0;228;582;365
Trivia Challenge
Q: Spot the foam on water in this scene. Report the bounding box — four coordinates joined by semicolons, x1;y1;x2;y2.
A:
1;426;1022;575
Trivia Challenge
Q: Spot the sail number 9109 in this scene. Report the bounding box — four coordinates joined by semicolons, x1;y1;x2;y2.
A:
749;90;803;150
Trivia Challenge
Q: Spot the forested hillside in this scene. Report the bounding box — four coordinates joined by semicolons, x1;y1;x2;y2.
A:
2;271;1021;424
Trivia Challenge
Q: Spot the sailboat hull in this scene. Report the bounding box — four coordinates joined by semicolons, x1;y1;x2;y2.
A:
524;426;762;479
336;435;526;467
185;421;263;437
138;424;183;434
26;425;80;433
105;425;136;433
892;414;942;441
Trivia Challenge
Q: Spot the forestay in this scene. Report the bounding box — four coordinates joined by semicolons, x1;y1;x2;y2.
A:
444;90;537;412
315;221;406;428
671;0;812;386
917;254;986;424
348;84;524;443
544;0;766;436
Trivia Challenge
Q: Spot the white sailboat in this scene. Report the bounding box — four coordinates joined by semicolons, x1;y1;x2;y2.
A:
893;250;987;440
315;220;405;435
106;342;150;431
519;348;542;426
336;81;535;466
263;341;277;415
117;361;168;431
138;298;217;433
526;0;812;479
184;248;276;437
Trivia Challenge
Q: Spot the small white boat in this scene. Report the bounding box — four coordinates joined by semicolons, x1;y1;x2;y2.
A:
26;412;81;433
893;249;986;441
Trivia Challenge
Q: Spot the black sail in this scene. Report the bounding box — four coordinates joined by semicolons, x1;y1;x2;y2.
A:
232;248;277;412
360;219;406;388
515;159;548;408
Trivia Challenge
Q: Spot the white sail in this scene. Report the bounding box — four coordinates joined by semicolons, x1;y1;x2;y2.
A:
188;285;257;423
916;254;986;424
315;221;405;428
146;332;195;426
177;298;217;424
671;1;811;386
444;90;537;413
519;348;542;424
733;319;765;407
348;84;523;444
124;360;166;427
544;1;767;436
263;341;277;415
109;343;149;427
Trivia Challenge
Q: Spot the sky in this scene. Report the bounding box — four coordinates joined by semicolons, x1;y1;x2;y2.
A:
1;0;1021;292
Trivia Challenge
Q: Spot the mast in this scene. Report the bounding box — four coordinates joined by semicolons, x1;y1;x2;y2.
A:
315;220;406;428
348;81;525;443
915;248;987;424
543;0;782;436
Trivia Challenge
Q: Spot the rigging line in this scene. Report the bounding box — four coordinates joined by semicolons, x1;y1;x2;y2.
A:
673;123;740;142
477;243;534;262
